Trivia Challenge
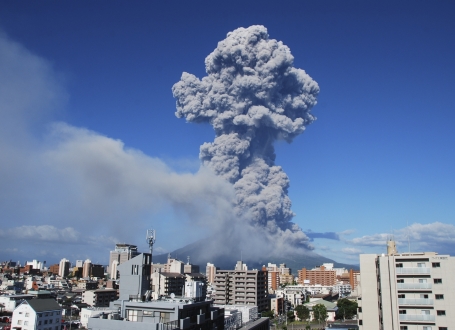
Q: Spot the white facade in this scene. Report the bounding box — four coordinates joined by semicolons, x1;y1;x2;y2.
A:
359;251;455;330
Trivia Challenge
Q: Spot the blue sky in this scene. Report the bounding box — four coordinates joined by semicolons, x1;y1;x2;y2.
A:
0;1;454;266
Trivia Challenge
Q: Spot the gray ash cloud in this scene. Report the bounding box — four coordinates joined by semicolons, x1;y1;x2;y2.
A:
173;25;319;250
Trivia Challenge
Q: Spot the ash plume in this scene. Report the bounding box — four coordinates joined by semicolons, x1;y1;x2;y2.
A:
172;25;319;251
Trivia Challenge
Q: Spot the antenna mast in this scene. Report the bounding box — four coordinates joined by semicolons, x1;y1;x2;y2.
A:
146;229;156;256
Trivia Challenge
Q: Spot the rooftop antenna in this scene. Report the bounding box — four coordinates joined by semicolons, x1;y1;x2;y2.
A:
146;229;156;256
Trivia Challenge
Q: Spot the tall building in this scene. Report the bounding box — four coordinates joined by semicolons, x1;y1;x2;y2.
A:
83;259;92;278
58;258;70;278
349;268;360;291
108;243;139;275
206;262;218;285
213;261;268;312
298;265;336;286
358;242;455;330
75;260;84;268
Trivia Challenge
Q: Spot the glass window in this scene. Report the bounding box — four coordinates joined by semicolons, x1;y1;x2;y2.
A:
17;320;22;325
417;263;426;268
432;262;440;268
419;279;427;283
421;294;429;299
436;294;444;300
399;310;407;314
24;321;28;325
422;310;430;315
434;278;442;284
400;327;408;330
25;313;29;317
437;310;446;316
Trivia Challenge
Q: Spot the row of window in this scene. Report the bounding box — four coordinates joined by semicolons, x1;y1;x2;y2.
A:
396;278;443;284
401;327;447;330
395;262;441;268
398;309;446;315
397;294;444;299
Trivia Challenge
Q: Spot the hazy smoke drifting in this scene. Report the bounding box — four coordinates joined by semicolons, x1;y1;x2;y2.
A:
173;26;319;250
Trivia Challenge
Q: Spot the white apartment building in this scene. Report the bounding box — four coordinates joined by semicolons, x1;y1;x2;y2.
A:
12;298;62;330
358;244;455;330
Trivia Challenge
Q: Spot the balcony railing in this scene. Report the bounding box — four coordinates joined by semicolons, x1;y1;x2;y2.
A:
398;298;433;305
397;283;432;290
396;267;430;274
399;314;435;322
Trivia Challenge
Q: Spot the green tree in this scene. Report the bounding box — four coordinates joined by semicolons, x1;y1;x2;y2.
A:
294;305;310;323
312;304;328;327
286;310;295;322
261;310;275;319
336;298;358;320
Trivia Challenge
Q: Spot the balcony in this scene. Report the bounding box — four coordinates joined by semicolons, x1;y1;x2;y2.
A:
397;283;432;290
398;298;433;305
399;314;435;322
396;268;430;275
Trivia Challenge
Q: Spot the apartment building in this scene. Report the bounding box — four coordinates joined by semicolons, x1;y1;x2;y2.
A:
82;289;117;307
108;243;139;275
213;261;268;312
298;265;336;286
358;244;455;330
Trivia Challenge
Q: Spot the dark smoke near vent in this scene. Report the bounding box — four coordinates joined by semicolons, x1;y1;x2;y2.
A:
172;25;319;252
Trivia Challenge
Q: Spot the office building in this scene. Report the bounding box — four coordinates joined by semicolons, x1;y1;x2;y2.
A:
358;240;455;330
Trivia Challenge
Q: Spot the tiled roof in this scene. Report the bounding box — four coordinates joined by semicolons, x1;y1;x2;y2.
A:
26;299;62;312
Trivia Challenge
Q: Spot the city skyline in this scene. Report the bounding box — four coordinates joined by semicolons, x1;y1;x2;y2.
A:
0;1;454;265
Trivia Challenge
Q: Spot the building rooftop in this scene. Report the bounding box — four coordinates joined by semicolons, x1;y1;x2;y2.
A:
26;299;62;312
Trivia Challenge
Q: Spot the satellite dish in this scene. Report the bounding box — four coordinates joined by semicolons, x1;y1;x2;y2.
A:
170;293;175;299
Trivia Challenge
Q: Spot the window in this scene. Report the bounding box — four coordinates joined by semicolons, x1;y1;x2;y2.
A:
45;320;48;324
437;310;446;316
396;263;403;268
24;321;28;325
398;294;405;298
419;279;427;283
397;279;404;283
423;327;432;330
421;294;429;299
49;319;53;324
399;310;407;314
432;262;440;268
358;307;362;312
39;321;42;325
359;320;362;325
434;278;442;284
417;262;426;268
400;327;408;330
436;294;444;300
25;313;29;317
439;327;448;330
17;320;22;325
422;310;430;315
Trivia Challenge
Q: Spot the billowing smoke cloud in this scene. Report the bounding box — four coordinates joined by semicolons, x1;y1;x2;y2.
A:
173;25;319;250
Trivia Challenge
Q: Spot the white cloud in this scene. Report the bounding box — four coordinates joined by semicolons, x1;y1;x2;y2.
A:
0;225;80;243
341;247;362;255
349;222;455;255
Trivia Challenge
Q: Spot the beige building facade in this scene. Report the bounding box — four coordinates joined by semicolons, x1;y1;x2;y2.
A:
213;261;268;311
358;250;455;330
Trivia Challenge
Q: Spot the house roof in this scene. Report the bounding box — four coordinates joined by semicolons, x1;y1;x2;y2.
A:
26;299;62;312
